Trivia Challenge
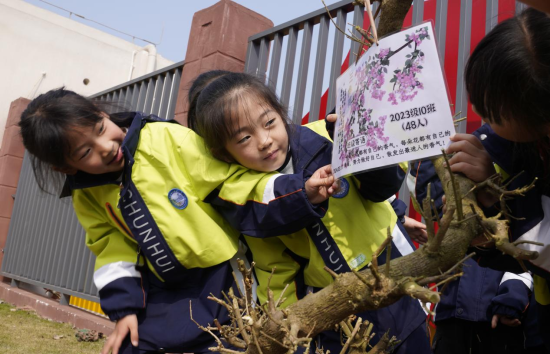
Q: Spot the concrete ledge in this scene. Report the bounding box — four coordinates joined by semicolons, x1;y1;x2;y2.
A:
0;281;114;333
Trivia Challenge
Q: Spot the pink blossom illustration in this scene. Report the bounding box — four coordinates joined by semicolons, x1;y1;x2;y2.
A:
388;26;430;105
355;46;391;102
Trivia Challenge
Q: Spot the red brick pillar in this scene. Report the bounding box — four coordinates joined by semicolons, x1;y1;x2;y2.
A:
174;0;273;125
0;98;29;282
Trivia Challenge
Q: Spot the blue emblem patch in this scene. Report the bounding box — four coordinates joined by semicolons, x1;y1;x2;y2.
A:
168;188;188;210
332;178;350;198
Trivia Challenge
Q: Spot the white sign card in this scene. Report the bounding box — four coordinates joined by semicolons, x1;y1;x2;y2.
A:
332;22;455;178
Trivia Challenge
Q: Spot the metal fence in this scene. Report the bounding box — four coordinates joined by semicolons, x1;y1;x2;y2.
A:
1;61;184;302
244;0;525;214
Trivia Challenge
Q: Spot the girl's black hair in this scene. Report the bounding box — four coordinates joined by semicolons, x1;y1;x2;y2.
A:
466;8;550;193
187;70;231;131
193;72;291;161
19;87;132;192
465;7;550;132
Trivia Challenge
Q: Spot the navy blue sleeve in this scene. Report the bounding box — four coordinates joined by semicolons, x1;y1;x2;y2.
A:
390;197;407;222
490;277;531;319
98;276;147;321
354;166;406;203
207;171;327;238
474;248;526;274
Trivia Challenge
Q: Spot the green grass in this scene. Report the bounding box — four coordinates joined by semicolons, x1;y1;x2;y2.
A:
0;302;105;354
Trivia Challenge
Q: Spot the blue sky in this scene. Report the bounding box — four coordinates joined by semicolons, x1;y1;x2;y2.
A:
24;0;342;63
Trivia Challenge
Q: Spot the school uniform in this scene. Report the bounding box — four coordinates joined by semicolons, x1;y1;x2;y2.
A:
211;119;431;354
409;125;547;353
67;112;327;353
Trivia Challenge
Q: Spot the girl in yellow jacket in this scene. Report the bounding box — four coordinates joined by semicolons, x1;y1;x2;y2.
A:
18;88;335;354
191;71;431;354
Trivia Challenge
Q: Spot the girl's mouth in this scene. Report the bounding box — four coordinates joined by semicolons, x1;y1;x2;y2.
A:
108;147;123;165
264;149;279;160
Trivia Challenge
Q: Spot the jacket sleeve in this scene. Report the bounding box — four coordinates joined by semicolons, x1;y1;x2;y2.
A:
490;272;533;319
72;190;146;321
352;162;407;202
169;126;327;238
243;236;301;308
388;195;407;223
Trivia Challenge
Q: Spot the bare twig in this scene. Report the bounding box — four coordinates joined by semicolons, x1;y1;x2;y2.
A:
425;206;456;254
442;149;463;221
322;0;370;47
324;266;340;280
340;318;362;354
364;0;378;44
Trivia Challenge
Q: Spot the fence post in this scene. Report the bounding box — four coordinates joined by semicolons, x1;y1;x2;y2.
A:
173;0;274;125
0;98;29;283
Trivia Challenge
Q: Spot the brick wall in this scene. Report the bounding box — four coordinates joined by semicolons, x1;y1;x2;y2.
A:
174;0;273;125
0;98;29;282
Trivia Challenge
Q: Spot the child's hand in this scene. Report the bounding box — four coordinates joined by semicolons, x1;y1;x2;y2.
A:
445;134;495;182
403;216;428;244
305;164;337;204
326;114;338;123
491;314;521;328
445;134;499;207
102;314;139;354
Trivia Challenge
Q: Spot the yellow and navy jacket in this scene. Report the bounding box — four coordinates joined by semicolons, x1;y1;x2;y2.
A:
212;120;427;349
67;113;327;323
410;124;545;349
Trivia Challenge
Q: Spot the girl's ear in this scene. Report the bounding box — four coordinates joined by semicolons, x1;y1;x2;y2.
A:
52;166;78;175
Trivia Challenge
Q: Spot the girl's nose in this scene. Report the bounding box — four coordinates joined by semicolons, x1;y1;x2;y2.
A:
258;132;272;150
98;140;113;158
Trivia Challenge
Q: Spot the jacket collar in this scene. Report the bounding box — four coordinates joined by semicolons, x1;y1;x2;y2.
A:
289;124;332;172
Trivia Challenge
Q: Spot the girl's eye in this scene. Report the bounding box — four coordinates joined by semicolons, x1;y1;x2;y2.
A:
238;136;251;144
79;149;91;160
98;122;105;134
266;118;276;127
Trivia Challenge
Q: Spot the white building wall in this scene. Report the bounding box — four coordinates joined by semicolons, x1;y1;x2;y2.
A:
0;0;174;146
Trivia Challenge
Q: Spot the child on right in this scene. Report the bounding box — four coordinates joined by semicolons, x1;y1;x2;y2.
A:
190;71;431;354
425;7;550;352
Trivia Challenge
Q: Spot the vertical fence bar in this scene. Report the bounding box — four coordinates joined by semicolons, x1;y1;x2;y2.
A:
412;0;425;25
280;26;299;108
257;38;270;81
143;78;155;114
151;75;165;116
486;0;499;33
515;2;527;14
136;81;147;112
435;0;448;69
268;33;284;90
309;15;330;123
130;83;140;109
348;4;365;67
166;67;181;120
158;72;173;119
455;0;472;134
326;9;347;115
292;21;314;124
244;41;261;75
